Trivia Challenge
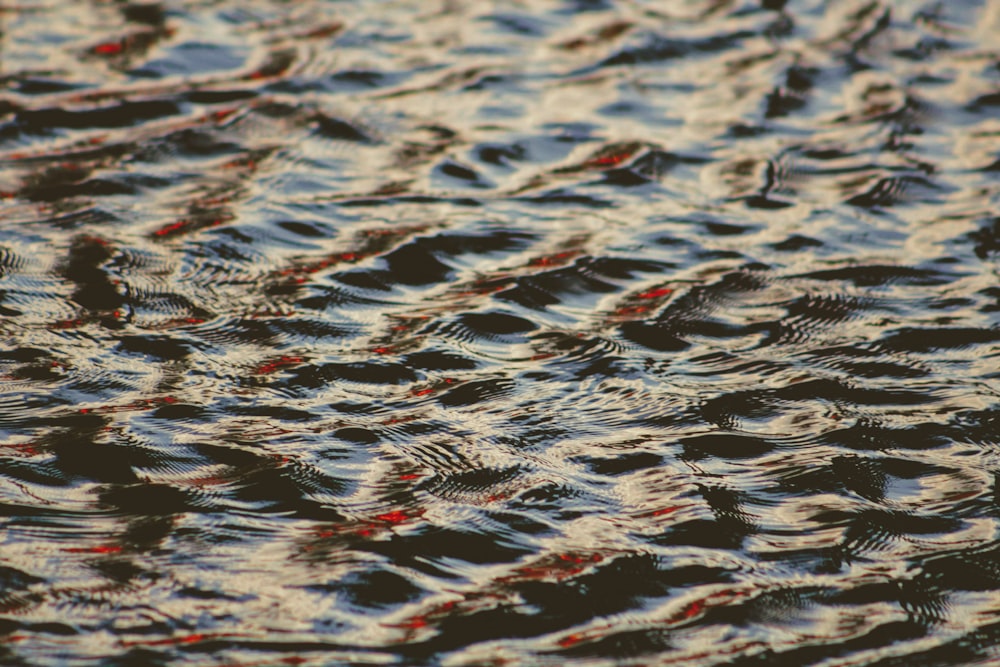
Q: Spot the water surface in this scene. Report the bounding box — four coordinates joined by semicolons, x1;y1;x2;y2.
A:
2;1;1000;664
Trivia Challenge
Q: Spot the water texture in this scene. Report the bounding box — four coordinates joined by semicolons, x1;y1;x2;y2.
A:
1;0;999;664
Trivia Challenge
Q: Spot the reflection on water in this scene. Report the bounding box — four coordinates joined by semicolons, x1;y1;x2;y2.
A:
1;0;1000;663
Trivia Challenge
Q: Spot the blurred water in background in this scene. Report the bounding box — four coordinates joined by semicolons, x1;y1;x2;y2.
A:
1;0;1000;664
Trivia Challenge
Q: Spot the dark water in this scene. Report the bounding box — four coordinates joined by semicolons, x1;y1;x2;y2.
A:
1;0;999;664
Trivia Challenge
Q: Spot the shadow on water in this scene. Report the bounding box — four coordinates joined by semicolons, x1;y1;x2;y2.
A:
1;0;1000;664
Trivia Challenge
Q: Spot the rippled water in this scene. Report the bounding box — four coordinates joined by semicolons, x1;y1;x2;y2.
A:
1;1;1000;664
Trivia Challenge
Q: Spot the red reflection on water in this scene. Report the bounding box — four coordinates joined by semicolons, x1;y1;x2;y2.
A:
91;42;124;56
63;545;122;554
255;355;304;375
153;215;232;239
508;551;605;582
637;287;673;299
374;510;413;524
529;250;580;268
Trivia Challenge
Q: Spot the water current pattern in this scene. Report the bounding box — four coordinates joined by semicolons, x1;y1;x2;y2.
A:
2;1;1000;664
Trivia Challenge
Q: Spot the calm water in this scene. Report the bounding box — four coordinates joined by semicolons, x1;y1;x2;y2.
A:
1;1;1000;664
